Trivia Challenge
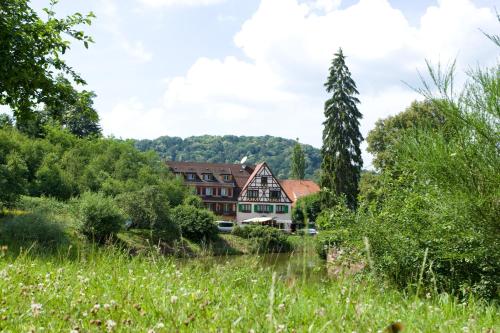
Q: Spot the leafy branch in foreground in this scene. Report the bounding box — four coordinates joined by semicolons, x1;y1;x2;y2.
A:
0;0;95;122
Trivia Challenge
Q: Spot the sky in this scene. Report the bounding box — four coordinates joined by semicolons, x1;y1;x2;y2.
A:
18;0;500;166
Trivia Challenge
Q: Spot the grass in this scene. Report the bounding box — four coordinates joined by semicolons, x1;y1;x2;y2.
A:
0;247;498;332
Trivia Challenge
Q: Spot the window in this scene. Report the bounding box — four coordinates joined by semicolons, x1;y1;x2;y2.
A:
205;188;213;196
261;176;268;186
248;189;259;199
203;174;213;181
223;203;231;213
238;204;252;213
270;190;281;200
223;174;231;181
186;173;195;180
276;205;288;214
221;188;228;197
254;204;273;213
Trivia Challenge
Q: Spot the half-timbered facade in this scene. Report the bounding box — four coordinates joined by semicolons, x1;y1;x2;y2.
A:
237;163;293;229
166;161;255;219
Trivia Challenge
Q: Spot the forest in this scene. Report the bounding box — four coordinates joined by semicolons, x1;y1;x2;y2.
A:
135;135;321;180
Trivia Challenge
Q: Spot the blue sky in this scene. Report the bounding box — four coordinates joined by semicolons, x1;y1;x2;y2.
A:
20;0;500;165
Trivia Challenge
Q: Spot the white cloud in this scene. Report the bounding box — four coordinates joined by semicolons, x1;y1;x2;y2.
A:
105;0;498;168
97;0;154;63
138;0;225;8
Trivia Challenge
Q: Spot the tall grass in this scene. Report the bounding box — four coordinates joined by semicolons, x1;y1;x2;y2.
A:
0;246;497;332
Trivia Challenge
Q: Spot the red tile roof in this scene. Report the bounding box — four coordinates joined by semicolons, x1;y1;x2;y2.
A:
279;180;320;206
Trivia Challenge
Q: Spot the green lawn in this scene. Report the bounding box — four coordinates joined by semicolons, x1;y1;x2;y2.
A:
0;247;497;332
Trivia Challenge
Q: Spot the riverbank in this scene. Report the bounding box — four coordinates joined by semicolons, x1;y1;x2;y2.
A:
0;247;497;332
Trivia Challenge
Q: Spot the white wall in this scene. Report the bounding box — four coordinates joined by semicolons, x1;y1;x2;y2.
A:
236;202;292;223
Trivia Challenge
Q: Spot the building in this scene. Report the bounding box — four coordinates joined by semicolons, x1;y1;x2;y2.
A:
166;161;254;219
166;160;320;231
237;162;293;230
279;179;320;206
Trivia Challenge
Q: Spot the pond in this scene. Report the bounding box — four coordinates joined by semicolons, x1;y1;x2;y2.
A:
180;248;330;284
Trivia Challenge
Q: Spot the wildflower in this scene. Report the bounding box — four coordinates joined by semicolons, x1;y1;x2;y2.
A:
277;324;286;332
31;302;42;317
278;303;285;311
103;303;111;311
170;295;178;304
156;323;165;328
106;319;117;332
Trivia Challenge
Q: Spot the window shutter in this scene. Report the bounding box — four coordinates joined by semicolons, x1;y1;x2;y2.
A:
268;205;273;213
284;205;288;213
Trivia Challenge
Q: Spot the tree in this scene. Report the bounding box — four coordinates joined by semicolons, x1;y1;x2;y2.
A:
320;48;363;209
290;139;306;180
366;100;445;170
0;0;94;123
44;76;101;138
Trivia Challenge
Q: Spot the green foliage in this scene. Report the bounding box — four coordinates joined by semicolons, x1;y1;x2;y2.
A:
321;48;363;209
117;186;180;241
291;205;305;225
0;126;189;203
76;192;124;243
0;248;498;332
0;0;94;123
315;229;352;260
357;51;500;298
134;135;321;179
290;140;306;180
296;192;322;222
232;225;292;253
170;205;218;242
366;100;446;170
182;194;205;209
0;211;69;248
315;197;356;230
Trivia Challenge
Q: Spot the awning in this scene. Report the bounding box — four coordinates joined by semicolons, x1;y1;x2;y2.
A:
243;217;274;223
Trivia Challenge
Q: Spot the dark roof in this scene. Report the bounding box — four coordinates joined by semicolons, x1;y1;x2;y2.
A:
166;161;254;189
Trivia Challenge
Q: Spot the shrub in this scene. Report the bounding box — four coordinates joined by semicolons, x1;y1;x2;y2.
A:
315;229;352;259
296;192;322;222
315;198;356;231
76;192;124;243
117;186;180;241
182;195;204;209
0;212;69;248
170;205;217;241
232;225;292;253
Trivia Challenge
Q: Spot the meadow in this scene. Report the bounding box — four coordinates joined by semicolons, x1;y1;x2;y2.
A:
0;245;498;333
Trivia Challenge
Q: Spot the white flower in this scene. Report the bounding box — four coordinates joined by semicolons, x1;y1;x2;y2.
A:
106;319;117;331
156;322;165;328
31;302;42;317
170;295;178;304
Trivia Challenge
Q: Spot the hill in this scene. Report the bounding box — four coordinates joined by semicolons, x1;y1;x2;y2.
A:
134;135;321;179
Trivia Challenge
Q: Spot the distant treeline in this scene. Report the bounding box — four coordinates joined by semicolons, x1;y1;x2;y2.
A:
134;135;321;180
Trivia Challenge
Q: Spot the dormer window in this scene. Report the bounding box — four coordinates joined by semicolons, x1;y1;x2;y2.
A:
203;174;213;181
186;173;195;181
223;174;231;181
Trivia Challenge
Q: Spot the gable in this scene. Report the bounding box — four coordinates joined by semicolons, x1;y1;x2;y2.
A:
238;163;292;203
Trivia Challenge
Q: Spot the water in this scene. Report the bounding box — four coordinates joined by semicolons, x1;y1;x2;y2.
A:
181;250;329;284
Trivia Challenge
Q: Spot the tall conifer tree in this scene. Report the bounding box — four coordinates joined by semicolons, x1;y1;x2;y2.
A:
291;138;306;180
320;48;363;209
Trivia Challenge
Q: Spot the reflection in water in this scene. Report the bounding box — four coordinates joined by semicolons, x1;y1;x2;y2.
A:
180;249;329;284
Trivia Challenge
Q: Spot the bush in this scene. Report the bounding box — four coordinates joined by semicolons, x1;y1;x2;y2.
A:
182;195;204;209
315;229;352;259
232;225;292;253
117;186;180;241
76;192;124;243
170;205;217;241
0;212;69;248
315;198;356;230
